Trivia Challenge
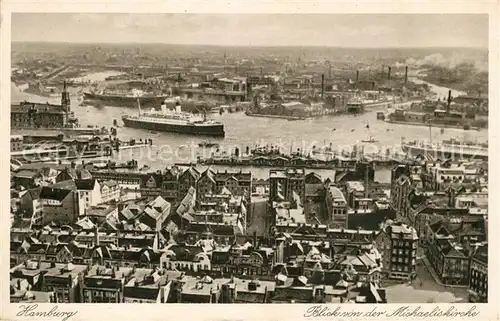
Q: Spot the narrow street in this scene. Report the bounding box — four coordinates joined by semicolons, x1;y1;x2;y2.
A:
247;196;268;237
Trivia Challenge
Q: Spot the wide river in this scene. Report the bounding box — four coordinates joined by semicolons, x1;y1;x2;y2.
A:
11;73;487;180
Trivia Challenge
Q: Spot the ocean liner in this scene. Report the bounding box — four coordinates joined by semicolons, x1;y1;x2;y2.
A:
83;89;170;108
401;138;488;161
122;99;225;137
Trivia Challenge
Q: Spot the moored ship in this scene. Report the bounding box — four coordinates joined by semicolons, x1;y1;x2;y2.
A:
401;138;488;161
83;89;170;108
122;99;225;137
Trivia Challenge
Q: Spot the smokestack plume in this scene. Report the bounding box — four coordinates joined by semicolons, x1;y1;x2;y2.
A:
321;74;325;99
356;70;359;82
404;66;408;84
388;67;392;80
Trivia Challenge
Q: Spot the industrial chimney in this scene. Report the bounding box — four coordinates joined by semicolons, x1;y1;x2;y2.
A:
447;90;452;114
387;67;392;80
321;74;325;99
356;70;359;82
404;66;408;84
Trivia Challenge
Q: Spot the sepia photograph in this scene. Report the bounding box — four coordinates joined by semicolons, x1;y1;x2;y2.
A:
7;12;490;309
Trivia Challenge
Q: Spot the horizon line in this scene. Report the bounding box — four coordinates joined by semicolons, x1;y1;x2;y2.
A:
11;40;488;50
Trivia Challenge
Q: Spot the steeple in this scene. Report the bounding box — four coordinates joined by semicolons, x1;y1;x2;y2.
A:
61;80;70;111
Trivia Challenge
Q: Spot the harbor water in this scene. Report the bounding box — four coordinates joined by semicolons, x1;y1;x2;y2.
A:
11;73;488;180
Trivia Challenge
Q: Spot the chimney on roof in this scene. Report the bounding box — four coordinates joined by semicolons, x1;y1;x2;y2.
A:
447;90;452;114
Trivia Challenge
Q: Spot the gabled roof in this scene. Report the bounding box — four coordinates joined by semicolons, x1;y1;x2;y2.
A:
180;166;200;181
14;170;39;179
200;168;216;183
23;187;42;200
51;180;77;190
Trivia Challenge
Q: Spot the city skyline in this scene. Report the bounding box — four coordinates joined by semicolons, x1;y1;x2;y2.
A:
12;13;488;48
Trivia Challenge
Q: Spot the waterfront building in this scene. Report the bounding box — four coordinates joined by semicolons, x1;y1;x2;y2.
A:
11;81;77;129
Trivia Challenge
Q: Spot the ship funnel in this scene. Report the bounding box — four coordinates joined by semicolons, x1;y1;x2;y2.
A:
321;74;325;99
161;104;167;113
175;104;182;113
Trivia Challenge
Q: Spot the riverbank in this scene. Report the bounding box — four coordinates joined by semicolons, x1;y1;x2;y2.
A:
245;112;309;120
11;127;104;136
385;119;482;131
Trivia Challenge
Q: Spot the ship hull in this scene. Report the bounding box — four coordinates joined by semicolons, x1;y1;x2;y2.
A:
402;144;488;161
83;92;169;108
122;117;225;137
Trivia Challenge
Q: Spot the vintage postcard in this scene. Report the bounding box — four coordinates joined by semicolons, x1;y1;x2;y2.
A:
1;1;497;321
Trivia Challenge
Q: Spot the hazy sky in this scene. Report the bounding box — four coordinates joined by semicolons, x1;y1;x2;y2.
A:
12;14;488;48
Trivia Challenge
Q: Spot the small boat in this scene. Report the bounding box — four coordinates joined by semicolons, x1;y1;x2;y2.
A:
149;130;157;134
199;141;220;148
362;136;378;143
